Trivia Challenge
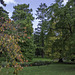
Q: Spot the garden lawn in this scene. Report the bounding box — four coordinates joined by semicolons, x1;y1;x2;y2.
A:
0;64;75;75
32;57;52;62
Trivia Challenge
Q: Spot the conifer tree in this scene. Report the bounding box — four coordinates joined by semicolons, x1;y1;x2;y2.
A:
35;3;47;57
12;4;35;60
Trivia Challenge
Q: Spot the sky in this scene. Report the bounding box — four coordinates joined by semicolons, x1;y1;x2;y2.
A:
0;0;68;31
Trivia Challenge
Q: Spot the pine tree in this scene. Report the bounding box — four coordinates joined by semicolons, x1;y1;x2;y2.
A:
12;4;35;60
35;3;47;57
0;0;6;6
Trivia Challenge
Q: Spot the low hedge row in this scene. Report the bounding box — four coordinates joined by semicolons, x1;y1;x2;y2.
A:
20;61;51;67
1;61;75;67
0;61;51;67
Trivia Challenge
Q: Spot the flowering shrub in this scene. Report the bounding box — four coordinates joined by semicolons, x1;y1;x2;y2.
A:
0;17;24;74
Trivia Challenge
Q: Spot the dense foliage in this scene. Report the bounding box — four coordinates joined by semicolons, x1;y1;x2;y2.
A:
0;17;24;74
34;3;48;57
0;1;75;75
12;4;35;60
34;0;75;62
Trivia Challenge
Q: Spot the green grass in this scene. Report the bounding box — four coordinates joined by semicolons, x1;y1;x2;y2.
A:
0;64;75;75
32;57;52;62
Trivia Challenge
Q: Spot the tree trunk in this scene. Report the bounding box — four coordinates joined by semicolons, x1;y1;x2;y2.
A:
36;55;38;57
41;49;44;58
58;58;63;63
41;53;44;58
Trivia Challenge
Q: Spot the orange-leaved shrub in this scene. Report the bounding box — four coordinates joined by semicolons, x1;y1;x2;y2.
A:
0;17;24;74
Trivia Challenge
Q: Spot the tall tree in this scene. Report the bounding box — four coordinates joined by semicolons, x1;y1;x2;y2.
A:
12;4;35;60
0;0;8;19
46;0;75;62
0;2;24;74
0;7;9;19
35;3;47;57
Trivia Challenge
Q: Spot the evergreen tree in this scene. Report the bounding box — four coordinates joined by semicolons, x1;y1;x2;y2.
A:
12;4;35;60
0;0;6;6
35;3;47;57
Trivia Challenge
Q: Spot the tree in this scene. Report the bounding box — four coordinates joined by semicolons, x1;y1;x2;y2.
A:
0;18;24;75
12;4;35;60
46;0;75;62
0;2;24;74
0;4;9;19
35;3;47;57
0;0;6;6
